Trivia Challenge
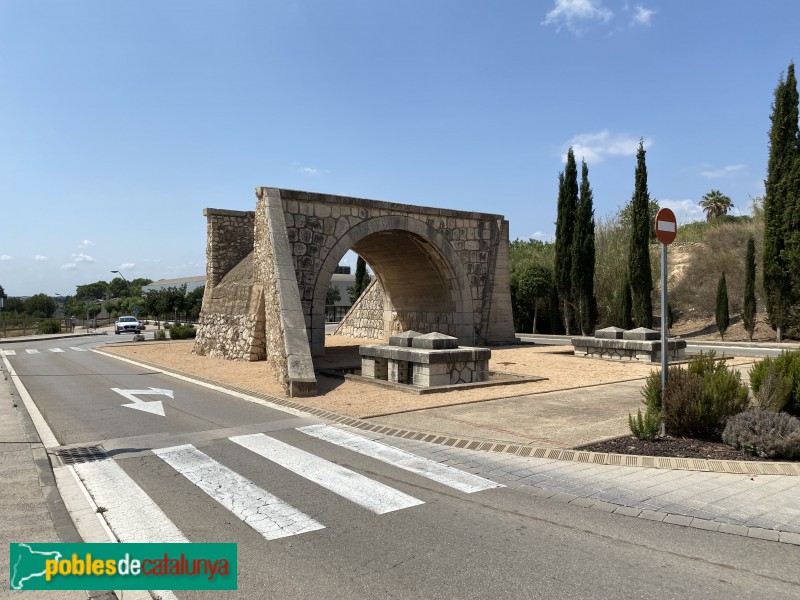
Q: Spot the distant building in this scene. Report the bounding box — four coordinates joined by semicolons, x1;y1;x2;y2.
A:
142;276;206;294
327;269;356;322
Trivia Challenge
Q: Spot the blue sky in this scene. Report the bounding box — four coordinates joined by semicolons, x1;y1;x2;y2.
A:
1;0;797;297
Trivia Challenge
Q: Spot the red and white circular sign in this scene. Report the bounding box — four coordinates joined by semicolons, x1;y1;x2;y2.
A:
655;208;677;245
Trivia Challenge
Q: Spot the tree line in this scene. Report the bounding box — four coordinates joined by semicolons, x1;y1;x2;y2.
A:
0;277;205;324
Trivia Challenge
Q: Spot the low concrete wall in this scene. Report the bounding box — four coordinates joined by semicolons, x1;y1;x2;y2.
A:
571;336;687;362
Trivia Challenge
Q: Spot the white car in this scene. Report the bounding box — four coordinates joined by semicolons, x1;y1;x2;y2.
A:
115;316;141;334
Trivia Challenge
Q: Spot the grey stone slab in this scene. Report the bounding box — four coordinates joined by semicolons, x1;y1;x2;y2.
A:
411;332;459;350
568;497;596;508
779;531;800;545
590;501;619;513
639;510;668;522
663;514;694;527
623;327;660;340
690;518;721;532
717;523;749;536
613;506;643;517
389;330;422;347
748;527;780;541
595;326;625;339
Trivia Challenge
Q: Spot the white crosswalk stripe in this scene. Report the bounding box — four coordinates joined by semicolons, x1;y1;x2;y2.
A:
230;433;425;514
154;444;325;540
73;459;188;544
25;349;39;354
70;347;88;352
298;424;504;493
49;348;64;353
1;349;15;356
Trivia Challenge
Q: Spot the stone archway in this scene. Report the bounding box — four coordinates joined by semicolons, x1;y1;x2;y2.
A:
194;187;515;397
309;216;475;356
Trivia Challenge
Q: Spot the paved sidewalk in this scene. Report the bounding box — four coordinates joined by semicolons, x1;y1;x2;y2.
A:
0;355;89;598
372;432;800;544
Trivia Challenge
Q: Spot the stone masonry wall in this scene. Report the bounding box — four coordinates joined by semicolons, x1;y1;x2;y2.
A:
203;208;255;288
266;187;516;354
253;189;317;396
334;278;386;339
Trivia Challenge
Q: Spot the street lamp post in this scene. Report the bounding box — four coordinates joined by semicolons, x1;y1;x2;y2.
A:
110;270;131;293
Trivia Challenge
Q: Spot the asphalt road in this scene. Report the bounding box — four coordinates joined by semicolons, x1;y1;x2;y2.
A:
3;334;799;599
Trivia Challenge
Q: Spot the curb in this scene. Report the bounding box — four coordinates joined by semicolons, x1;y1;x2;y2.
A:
88;348;800;544
91;348;800;477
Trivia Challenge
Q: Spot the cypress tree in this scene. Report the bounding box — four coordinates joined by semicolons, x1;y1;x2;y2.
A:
348;256;371;304
763;63;799;341
742;236;757;341
627;140;654;329
615;275;633;329
555;148;579;335
571;160;597;335
716;273;730;340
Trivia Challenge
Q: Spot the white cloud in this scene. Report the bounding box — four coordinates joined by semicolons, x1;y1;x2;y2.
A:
631;5;655;26
542;0;613;34
143;258;162;263
658;199;705;224
71;253;95;263
34;255;48;261
1;255;14;261
562;131;651;163
77;239;95;249
118;263;136;271
700;164;746;178
60;263;78;271
529;231;555;243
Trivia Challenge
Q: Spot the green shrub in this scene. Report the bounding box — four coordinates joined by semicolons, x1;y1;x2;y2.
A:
169;324;196;340
628;407;661;440
154;329;167;341
722;409;800;459
641;371;661;412
750;351;800;415
662;352;749;436
38;319;61;334
752;364;792;412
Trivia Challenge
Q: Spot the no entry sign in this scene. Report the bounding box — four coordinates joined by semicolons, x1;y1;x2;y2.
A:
655;208;677;245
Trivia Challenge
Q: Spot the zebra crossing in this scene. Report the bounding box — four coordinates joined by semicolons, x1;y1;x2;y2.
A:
1;347;88;356
72;426;502;546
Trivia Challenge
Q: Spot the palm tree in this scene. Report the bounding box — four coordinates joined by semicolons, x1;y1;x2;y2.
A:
699;189;734;221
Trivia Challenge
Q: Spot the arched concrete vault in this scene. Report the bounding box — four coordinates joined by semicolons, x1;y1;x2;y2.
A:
309;217;475;356
194;187;515;397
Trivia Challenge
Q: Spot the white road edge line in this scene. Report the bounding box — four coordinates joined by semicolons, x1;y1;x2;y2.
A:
154;444;325;540
73;458;186;600
54;464;165;600
1;352;60;448
297;424;504;493
230;433;425;514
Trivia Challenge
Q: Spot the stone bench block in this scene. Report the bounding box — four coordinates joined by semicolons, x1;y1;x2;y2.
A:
622;327;660;341
595;326;625;339
411;332;459;350
389;330;422;347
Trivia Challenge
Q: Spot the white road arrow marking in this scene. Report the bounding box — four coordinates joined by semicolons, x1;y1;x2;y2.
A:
110;387;172;416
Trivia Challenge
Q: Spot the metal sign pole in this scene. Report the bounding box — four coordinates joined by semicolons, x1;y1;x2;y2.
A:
660;241;668;436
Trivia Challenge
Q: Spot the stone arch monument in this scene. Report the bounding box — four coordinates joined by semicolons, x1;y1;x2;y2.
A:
193;187;515;396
